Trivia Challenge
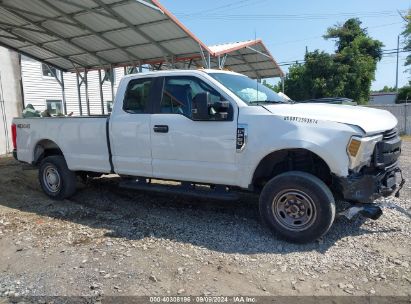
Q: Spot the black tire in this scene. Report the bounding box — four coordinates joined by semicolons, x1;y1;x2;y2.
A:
259;171;335;243
38;155;77;200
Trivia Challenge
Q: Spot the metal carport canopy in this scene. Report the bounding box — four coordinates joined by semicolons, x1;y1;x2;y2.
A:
172;39;284;79
0;0;212;71
209;40;284;79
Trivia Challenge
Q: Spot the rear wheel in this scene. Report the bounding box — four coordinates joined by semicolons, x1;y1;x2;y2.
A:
39;155;77;200
259;171;335;243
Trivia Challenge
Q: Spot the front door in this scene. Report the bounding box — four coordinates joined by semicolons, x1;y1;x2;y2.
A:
150;75;238;185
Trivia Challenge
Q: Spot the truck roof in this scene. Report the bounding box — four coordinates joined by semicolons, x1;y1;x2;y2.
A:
122;69;244;79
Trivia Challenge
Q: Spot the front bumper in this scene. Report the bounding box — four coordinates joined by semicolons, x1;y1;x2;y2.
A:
334;165;405;204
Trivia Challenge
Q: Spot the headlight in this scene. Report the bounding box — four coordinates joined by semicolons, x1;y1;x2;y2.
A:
347;135;383;171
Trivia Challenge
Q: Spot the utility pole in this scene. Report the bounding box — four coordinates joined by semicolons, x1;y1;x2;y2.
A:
395;35;400;92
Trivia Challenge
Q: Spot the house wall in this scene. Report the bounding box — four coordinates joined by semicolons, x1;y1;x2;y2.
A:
21;56;125;116
0;47;23;155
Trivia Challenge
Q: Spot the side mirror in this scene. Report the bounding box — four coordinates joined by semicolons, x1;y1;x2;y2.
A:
192;92;229;121
192;92;212;120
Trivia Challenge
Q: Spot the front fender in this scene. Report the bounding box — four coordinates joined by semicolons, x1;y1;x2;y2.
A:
235;113;359;188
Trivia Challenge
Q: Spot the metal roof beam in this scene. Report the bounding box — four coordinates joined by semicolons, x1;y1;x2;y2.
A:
58;0;161;15
0;40;68;72
0;27;68;49
0;3;78;27
42;36;192;62
0;21;49;35
92;0;174;57
234;67;278;75
245;46;271;59
1;18;173;50
223;59;272;68
0;34;26;43
0;26;83;65
0;5;110;68
40;0;141;63
52;0;116;19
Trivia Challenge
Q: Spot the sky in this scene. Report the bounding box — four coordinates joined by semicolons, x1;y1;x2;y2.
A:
161;0;410;91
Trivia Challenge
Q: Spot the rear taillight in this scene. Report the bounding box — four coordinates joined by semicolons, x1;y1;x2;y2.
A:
11;123;17;149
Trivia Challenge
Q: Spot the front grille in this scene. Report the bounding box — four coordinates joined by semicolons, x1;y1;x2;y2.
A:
383;128;398;141
373;128;401;169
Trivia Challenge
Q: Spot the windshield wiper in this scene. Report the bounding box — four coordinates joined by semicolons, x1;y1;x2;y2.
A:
250;100;284;105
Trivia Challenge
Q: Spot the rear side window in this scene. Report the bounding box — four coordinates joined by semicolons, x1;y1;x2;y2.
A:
123;78;152;113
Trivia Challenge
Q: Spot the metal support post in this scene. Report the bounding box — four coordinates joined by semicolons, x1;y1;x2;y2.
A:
199;44;207;68
60;70;67;115
110;66;115;102
84;69;90;116
220;54;228;69
76;71;83;116
98;69;105;115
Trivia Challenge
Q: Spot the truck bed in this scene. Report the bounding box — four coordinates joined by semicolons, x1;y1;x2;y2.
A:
13;116;112;173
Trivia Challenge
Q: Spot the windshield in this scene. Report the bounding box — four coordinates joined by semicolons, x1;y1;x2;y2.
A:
209;73;287;105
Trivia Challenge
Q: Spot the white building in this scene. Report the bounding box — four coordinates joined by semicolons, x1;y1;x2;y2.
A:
369;92;398;105
21;56;127;116
0;47;23;155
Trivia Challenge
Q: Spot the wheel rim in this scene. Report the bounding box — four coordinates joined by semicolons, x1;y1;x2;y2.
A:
43;165;61;193
271;189;317;232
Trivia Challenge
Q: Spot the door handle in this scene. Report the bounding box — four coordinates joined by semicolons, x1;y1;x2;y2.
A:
153;125;169;133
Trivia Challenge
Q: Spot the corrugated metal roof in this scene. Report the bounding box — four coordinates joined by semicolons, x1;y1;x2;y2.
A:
208;40;284;78
0;0;283;78
0;0;212;71
169;39;284;79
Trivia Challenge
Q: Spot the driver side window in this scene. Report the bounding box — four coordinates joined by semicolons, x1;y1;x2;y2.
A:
160;76;222;119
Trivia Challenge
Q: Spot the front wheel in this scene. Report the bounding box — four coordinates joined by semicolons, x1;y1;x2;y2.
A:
259;171;335;243
39;155;77;200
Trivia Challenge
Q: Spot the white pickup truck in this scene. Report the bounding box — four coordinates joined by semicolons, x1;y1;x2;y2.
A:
11;69;404;243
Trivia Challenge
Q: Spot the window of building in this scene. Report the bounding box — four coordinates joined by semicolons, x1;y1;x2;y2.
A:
123;78;152;113
42;64;57;78
46;100;63;115
160;76;222;119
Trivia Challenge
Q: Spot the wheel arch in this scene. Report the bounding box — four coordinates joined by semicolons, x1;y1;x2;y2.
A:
251;148;333;191
33;139;64;165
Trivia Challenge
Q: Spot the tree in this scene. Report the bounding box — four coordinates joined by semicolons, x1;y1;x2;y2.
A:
278;18;383;104
284;50;351;100
377;86;396;93
397;84;411;103
262;80;281;92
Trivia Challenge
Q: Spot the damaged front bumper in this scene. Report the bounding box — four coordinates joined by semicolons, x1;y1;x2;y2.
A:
334;165;405;220
334;165;405;205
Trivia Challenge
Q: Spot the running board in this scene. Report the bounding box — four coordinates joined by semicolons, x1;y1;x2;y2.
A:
119;179;239;201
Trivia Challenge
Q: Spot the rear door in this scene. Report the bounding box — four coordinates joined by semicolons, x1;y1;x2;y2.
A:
150;75;238;185
110;77;160;176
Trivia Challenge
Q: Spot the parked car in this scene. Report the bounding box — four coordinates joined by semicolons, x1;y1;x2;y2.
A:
11;69;403;243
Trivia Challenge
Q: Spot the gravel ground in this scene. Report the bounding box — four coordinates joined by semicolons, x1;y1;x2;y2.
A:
0;141;410;298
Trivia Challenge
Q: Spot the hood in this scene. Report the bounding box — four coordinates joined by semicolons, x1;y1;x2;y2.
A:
263;103;398;134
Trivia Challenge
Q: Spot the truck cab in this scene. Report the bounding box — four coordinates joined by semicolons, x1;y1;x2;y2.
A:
12;69;404;243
